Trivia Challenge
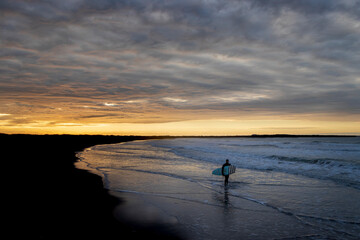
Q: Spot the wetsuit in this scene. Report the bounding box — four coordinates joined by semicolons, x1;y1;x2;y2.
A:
222;162;231;185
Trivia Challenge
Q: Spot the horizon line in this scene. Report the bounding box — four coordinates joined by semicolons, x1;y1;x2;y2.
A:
1;133;358;138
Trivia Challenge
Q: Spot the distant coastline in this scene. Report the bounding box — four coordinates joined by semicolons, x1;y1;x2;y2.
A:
173;134;359;138
248;134;359;138
1;133;358;138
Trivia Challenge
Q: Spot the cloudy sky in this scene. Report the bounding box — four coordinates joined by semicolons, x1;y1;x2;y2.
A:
1;0;359;135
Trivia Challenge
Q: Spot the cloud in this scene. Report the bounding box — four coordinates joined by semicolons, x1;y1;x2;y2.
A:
163;97;188;103
0;0;359;127
103;102;118;107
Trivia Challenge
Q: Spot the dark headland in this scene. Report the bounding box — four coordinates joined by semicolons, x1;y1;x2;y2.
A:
4;133;357;239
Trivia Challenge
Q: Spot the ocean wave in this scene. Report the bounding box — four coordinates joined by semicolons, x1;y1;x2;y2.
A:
268;155;347;166
150;138;360;189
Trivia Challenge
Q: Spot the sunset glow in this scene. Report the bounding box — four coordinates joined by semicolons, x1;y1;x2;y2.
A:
1;1;359;135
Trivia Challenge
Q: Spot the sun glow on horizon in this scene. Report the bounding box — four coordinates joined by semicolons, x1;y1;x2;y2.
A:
1;118;359;136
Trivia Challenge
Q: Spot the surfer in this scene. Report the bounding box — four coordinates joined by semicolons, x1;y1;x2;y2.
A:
222;159;231;186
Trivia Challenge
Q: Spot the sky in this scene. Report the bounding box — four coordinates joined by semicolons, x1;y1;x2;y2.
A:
1;0;360;135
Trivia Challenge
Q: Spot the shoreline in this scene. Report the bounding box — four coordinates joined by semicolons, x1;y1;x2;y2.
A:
75;137;360;240
5;134;359;239
4;134;180;239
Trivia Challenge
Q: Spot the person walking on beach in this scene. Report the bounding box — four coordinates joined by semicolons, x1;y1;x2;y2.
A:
222;159;231;186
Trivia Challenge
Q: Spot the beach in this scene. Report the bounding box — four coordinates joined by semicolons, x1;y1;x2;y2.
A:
6;134;360;239
4;134;180;239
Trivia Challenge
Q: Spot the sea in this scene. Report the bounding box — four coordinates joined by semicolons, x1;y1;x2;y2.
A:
76;137;360;240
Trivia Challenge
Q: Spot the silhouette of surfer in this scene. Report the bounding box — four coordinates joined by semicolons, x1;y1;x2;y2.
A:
222;159;231;186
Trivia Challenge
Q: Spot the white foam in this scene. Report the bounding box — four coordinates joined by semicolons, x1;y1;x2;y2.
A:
149;137;360;188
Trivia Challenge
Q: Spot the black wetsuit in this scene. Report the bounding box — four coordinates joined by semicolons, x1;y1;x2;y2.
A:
222;162;231;185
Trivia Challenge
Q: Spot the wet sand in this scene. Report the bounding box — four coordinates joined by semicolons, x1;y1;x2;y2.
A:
77;138;360;240
7;134;359;239
3;134;180;239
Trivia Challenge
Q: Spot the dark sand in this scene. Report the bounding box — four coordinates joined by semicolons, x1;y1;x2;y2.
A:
3;134;181;239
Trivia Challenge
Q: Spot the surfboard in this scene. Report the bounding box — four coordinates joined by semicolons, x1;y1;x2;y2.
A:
212;165;236;176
